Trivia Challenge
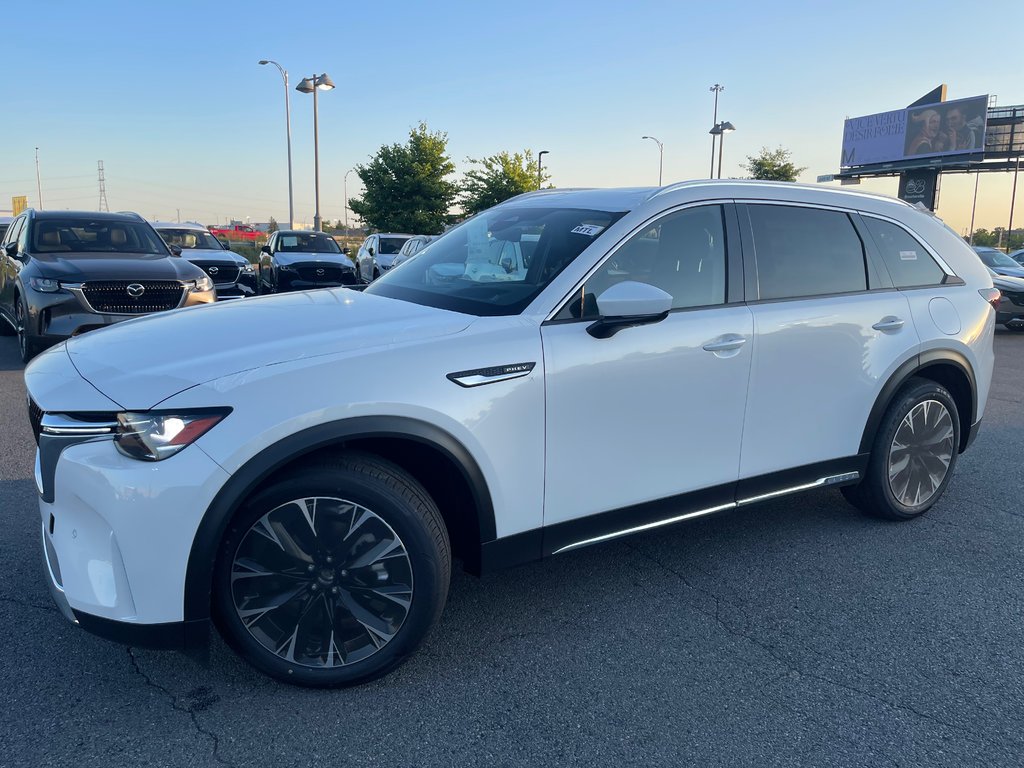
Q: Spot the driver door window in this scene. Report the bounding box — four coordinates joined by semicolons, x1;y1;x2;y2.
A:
558;205;728;320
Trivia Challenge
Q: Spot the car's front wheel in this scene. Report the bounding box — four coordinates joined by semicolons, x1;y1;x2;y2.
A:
213;453;451;687
15;294;41;363
842;377;960;520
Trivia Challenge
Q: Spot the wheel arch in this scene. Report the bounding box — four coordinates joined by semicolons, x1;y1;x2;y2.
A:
859;349;977;456
183;416;496;623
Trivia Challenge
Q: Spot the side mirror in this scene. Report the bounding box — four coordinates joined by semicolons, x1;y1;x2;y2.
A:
169;245;182;257
260;245;272;255
341;247;350;255
587;281;672;339
219;239;231;250
3;242;19;259
368;246;375;257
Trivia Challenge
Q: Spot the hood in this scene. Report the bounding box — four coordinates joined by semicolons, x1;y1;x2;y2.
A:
274;250;355;268
31;252;206;282
993;265;1024;279
181;248;249;265
64;288;473;409
992;273;1024;291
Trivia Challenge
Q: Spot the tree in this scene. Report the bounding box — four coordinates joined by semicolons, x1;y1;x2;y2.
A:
267;216;278;233
741;146;807;182
349;123;458;234
460;150;550;215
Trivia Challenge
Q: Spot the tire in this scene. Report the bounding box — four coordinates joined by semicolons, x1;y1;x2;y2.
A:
15;294;41;363
0;311;14;336
212;452;451;687
842;377;960;520
372;267;380;281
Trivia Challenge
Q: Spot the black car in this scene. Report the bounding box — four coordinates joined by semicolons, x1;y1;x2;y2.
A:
152;222;257;299
990;269;1024;331
257;230;357;293
0;210;216;361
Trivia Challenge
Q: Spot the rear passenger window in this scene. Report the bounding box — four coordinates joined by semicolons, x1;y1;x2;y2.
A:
862;217;946;288
748;205;867;300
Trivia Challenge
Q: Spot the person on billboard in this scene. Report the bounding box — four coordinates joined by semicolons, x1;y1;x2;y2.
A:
906;109;941;155
942;106;981;151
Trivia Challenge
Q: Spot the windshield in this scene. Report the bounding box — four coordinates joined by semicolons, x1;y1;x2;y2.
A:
31;218;168;255
156;228;224;250
365;207;625;316
379;236;410;255
978;250;1020;269
277;233;341;253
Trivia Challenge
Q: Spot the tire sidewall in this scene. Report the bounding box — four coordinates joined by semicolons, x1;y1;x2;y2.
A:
872;380;960;519
213;464;448;687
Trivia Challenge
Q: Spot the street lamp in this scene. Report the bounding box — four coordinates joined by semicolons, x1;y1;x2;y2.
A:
709;84;724;179
537;150;549;189
258;59;294;230
343;168;354;232
709;121;735;179
296;72;336;232
641;135;664;186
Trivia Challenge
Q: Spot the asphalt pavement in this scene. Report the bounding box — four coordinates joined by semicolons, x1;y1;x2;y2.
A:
1;330;1022;768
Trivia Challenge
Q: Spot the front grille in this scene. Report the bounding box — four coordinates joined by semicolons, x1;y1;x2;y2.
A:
295;264;356;285
81;281;185;314
193;262;241;284
28;398;43;445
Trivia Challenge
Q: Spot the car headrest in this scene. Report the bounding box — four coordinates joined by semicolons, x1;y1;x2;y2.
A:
110;228;127;246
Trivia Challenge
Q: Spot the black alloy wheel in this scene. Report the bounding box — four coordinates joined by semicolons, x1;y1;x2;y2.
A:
15;294;40;363
213;453;450;687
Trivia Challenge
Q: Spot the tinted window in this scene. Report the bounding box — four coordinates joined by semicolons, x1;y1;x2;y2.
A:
275;233;341;253
4;217;25;248
749;205;867;300
559;205;727;320
30;218;167;255
378;236;409;255
863;217;945;287
155;228;225;250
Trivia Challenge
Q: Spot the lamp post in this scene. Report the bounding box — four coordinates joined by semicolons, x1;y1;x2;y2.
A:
296;72;336;232
537;150;549;189
641;135;664;186
344;168;353;232
258;60;294;230
708;121;735;179
709;84;724;179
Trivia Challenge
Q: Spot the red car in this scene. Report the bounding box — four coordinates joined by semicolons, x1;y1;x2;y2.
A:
209;224;263;243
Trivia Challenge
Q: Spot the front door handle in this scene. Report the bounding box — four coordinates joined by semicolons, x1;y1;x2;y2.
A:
702;335;747;353
872;317;905;332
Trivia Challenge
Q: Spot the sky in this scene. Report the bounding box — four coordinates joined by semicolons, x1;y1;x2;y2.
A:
2;0;1023;236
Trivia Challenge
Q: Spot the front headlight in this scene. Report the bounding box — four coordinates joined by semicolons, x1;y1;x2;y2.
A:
240;262;255;273
29;277;61;293
194;276;214;292
114;409;230;461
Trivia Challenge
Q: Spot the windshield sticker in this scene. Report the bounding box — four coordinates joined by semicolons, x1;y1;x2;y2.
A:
571;224;605;237
899;250;918;260
282;236;298;247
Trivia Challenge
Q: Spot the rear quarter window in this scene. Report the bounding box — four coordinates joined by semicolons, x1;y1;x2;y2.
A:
863;217;946;288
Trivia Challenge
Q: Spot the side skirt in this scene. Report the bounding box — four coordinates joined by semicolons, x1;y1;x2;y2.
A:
478;455;868;574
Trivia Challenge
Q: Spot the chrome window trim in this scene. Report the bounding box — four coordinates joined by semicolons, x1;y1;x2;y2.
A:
857;211;957;277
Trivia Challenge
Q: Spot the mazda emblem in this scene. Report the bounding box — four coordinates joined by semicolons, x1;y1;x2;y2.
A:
126;283;146;299
208;266;219;275
316;268;325;276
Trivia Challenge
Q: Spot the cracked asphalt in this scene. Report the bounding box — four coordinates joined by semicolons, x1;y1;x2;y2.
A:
1;330;1022;768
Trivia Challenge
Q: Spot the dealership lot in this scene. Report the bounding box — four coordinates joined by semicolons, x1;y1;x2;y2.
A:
1;331;1023;767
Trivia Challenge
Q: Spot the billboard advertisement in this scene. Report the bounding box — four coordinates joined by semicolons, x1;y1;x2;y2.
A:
12;196;27;216
841;95;988;168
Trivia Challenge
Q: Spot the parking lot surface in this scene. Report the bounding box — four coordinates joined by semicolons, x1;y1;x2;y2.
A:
1;331;1023;768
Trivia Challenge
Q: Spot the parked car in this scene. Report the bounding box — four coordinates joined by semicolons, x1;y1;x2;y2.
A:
1007;248;1024;266
391;234;436;269
26;182;996;688
1;210;215;361
258;230;358;293
973;246;1024;278
209;223;263;243
152;221;257;300
987;268;1024;330
355;233;412;282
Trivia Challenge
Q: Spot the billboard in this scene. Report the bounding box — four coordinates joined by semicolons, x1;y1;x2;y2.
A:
11;195;27;216
841;95;988;168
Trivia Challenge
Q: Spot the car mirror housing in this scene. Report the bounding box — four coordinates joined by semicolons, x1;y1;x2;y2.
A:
3;241;19;259
169;245;182;257
260;245;272;255
587;281;672;339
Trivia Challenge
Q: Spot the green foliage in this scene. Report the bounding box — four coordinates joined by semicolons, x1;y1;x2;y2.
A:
267;216;278;234
970;228;1023;251
460;150;551;215
741;146;807;182
349;122;458;234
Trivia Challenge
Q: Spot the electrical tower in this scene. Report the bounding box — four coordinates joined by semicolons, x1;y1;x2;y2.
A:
97;161;109;211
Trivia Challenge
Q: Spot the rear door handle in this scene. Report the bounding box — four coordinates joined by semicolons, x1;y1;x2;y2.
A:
872;317;905;332
702;335;747;353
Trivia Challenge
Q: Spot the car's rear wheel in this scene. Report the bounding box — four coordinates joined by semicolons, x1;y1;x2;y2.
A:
213;453;450;687
842;378;960;520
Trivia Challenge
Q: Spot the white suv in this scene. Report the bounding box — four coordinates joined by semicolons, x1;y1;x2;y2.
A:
25;182;996;687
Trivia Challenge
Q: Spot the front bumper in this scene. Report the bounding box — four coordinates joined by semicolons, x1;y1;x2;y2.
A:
36;437;230;647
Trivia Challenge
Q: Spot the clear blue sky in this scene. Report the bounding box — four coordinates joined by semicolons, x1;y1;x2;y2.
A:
2;0;1022;234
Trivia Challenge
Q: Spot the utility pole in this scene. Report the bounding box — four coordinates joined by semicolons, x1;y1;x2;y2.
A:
35;147;43;209
97;161;109;211
1008;154;1021;251
176;208;181;223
